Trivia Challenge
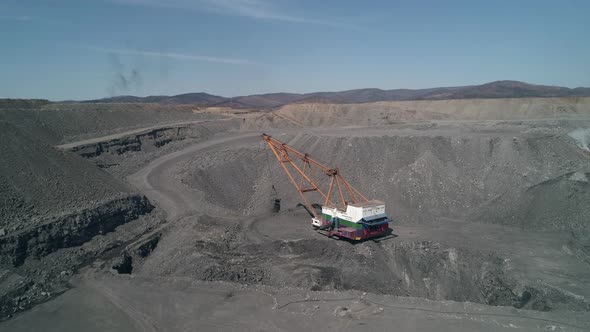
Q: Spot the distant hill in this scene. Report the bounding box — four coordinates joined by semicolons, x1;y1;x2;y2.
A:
81;80;590;109
159;93;227;106
85;93;223;106
215;93;303;109
0;99;51;110
441;81;590;99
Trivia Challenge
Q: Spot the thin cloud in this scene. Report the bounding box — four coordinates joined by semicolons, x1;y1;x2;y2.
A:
109;0;359;28
77;45;261;66
0;15;62;24
0;15;33;21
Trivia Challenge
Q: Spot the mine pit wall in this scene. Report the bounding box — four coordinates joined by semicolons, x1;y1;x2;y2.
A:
287;133;590;229
69;119;241;158
180;131;589;232
139;215;590;311
379;241;587;311
111;233;161;274
272;97;590;127
0;195;154;267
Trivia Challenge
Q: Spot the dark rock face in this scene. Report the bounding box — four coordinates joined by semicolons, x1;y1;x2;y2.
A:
68;120;240;160
134;234;161;258
69;127;184;158
0;195;154;266
111;233;161;275
112;253;134;274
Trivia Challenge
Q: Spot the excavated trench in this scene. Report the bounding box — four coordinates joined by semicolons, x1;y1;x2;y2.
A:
3;104;586;325
121;215;589;312
62;119;589;312
111;233;162;274
111;129;590;312
0;195;154;267
69;120;240;160
177;130;590;229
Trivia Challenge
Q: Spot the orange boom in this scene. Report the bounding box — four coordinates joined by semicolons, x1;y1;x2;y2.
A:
262;133;391;241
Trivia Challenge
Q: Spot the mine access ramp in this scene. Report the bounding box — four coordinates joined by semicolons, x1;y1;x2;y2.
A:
262;133;391;241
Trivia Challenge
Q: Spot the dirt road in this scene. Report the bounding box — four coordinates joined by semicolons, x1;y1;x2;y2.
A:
127;131;261;220
3;266;588;332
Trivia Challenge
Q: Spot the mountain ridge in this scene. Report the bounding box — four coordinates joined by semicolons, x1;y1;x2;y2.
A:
81;80;590;109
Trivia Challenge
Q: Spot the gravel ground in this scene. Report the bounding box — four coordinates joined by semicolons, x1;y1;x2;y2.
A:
0;104;225;144
122;124;590;313
0;120;156;318
1;99;590;330
267;97;590;127
0;122;137;231
177;124;590;231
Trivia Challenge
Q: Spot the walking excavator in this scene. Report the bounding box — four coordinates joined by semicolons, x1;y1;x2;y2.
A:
262;133;391;241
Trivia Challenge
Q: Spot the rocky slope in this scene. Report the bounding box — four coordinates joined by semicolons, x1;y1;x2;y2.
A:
178;125;590;232
0;121;155;317
0;105;222;144
265;97;590;127
0;122;148;231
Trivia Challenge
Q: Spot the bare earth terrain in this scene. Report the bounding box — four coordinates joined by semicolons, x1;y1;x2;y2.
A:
1;97;590;331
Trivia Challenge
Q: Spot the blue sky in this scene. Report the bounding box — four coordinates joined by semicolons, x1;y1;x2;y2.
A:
1;0;589;100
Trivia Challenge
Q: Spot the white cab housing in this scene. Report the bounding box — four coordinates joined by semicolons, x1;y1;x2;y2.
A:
321;200;386;223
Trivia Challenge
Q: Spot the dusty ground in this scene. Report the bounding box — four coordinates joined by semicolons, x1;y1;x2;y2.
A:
3;267;590;332
1;98;590;330
125;127;590;309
